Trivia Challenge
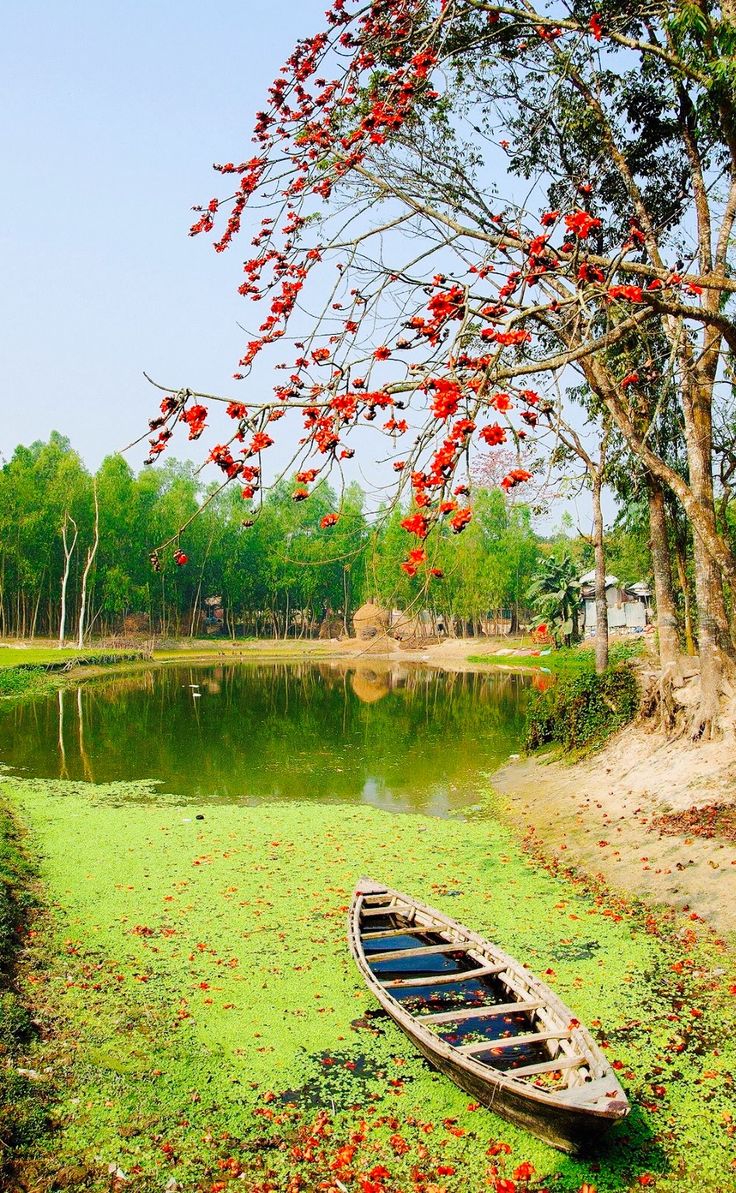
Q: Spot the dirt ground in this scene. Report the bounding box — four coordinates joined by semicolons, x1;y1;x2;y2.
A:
493;709;736;937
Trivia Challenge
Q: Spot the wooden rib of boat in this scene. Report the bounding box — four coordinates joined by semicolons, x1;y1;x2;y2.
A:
348;878;629;1154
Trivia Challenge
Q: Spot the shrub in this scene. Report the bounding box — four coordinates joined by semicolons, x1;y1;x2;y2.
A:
0;667;45;698
525;664;639;752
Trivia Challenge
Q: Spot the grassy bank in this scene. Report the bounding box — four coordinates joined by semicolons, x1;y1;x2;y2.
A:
471;643;644;754
0;800;48;1178
469;640;645;675
0;647;154;707
2;776;735;1192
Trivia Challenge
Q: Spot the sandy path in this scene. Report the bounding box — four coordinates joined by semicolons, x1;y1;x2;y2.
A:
493;723;736;937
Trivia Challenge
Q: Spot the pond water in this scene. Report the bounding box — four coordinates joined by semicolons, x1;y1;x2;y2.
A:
0;662;531;815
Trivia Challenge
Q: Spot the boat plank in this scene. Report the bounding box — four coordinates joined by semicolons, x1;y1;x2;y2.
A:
381;963;505;989
361;906;410;919
368;942;472;962
361;928;432;941
456;1029;572;1056
509;1054;585;1078
420;999;544;1025
552;1076;618;1104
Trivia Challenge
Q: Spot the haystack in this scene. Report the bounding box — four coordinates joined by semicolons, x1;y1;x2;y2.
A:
353;601;390;640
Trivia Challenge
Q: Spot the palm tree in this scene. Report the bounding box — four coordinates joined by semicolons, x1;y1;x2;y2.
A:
527;555;582;648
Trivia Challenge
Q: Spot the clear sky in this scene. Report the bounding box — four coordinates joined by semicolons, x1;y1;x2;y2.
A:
1;0;320;471
1;1;604;533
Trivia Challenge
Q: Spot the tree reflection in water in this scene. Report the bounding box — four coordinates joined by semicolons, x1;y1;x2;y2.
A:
0;663;531;815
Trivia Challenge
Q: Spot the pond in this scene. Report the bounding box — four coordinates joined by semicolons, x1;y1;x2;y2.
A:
0;661;530;815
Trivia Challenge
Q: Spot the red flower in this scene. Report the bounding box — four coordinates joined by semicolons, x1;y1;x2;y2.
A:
430;378;462;420
181;404;208;440
320;513;339;528
249;431;274;453
608;284;645;303
513;1162;535;1181
401;513;430;538
173;549;188;567
501;469;532;490
292;488;309;501
373;345;391;360
564;210;602;239
450;508;472;534
589;13;603;40
480;424;506;446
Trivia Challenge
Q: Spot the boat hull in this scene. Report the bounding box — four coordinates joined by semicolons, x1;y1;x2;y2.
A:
348;879;629;1154
401;1013;620;1154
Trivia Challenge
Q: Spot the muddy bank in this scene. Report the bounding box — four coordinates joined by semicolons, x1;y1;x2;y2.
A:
493;717;736;937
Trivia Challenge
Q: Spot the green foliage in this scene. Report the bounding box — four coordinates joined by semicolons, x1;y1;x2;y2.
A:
526;554;583;646
0;667;46;698
525;664;640;752
0;805;47;1165
1;434;548;640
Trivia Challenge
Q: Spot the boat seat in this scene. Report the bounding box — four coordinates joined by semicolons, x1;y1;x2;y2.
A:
457;1029;572;1057
421;999;544;1025
381;963;505;989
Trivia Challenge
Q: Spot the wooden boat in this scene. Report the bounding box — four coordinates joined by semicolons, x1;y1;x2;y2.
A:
348;878;629;1154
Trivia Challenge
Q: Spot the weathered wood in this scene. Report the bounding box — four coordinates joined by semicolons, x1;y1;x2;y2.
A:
367;942;470;963
362;928;430;941
349;880;628;1153
456;1029;571;1057
420;999;544;1025
508;1054;585;1078
553;1076;619;1104
381;962;504;989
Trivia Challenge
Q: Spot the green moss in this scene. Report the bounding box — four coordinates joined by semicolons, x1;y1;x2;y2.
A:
0;801;49;1173
2;776;735;1191
525;665;640;753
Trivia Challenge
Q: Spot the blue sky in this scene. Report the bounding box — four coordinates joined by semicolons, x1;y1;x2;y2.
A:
1;0;319;470
0;1;604;533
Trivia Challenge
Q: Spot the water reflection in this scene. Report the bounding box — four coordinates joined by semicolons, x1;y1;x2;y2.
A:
0;662;530;815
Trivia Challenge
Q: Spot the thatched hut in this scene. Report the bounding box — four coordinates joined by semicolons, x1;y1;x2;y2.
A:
352;601;390;640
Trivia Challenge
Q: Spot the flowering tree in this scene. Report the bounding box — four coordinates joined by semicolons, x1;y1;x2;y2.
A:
137;0;736;735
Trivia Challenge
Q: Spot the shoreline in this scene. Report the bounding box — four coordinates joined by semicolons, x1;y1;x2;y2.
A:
492;719;736;938
3;637;735;937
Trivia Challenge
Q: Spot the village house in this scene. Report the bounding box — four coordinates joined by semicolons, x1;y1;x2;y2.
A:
579;571;651;634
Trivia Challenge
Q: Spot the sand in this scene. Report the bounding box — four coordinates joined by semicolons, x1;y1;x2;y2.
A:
493;711;736;936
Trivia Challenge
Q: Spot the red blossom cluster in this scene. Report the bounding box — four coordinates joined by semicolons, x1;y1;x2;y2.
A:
140;0;707;574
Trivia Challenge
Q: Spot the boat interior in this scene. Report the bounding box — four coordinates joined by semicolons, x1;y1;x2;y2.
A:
358;896;612;1101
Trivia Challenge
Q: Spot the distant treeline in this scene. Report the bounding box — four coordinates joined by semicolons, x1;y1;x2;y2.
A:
0;432;644;642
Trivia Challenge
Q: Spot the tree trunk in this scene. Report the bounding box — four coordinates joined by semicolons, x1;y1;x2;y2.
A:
592;474;609;674
673;538;696;656
646;476;681;675
77;484;100;649
682;383;734;738
59;514;78;647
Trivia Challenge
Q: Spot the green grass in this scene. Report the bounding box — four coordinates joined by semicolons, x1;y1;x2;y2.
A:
3;776;735;1192
469;640;645;674
0;801;48;1172
0;646;150;671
